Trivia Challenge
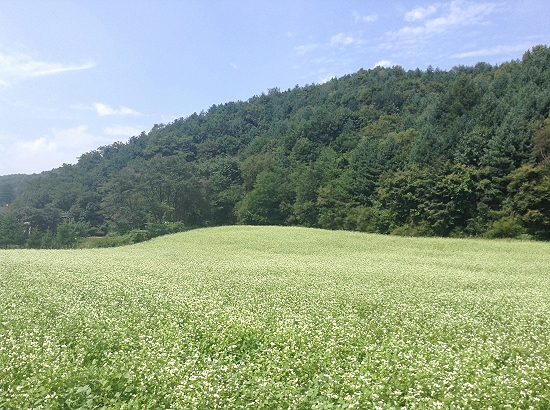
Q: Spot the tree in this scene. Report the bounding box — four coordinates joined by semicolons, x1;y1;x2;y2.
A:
438;74;480;125
507;164;550;239
237;170;293;225
0;183;15;206
291;165;321;227
376;163;477;236
56;220;90;248
0;212;25;247
533;113;550;165
5;48;550;243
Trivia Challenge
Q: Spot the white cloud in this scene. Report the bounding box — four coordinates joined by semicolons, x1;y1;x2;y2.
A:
362;14;379;23
0;51;94;86
451;43;531;58
15;126;93;155
330;33;355;46
294;43;319;56
18;136;56;154
161;115;179;124
104;125;143;137
0;125;112;175
318;73;335;84
93;103;143;117
312;57;337;65
49;125;104;150
353;11;378;23
404;5;440;22
388;1;495;41
295;34;355;57
374;59;392;68
306;67;336;84
230;62;238;69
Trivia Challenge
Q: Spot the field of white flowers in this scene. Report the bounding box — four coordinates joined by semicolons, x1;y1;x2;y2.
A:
1;226;550;409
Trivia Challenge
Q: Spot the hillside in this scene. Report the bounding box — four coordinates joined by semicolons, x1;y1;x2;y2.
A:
0;173;41;206
1;45;550;247
2;226;550;407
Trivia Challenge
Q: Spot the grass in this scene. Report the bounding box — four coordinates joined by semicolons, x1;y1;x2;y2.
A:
1;226;550;409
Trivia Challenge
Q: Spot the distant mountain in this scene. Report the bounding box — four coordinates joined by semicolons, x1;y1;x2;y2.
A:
2;45;549;247
0;173;46;206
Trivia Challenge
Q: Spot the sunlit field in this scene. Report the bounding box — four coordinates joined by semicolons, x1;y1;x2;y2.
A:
1;226;550;409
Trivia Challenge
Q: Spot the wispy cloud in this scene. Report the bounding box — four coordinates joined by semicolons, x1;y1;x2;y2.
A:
308;67;335;84
353;11;378;23
330;33;356;47
374;59;392;68
0;126;111;175
452;43;532;58
295;32;357;56
104;125;143;137
387;1;495;42
0;51;94;86
318;73;335;84
294;43;319;56
404;5;440;22
93;103;143;117
293;28;361;85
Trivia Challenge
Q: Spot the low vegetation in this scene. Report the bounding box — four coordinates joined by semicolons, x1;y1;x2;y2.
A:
1;226;549;408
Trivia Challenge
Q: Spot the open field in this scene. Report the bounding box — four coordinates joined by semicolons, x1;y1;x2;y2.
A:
1;226;550;409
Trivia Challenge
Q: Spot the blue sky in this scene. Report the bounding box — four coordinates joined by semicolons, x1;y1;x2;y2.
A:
1;0;549;175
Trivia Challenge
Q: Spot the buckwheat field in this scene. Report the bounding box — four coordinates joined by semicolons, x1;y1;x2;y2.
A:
1;226;549;409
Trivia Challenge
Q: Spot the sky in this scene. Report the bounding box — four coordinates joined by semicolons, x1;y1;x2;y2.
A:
1;0;549;176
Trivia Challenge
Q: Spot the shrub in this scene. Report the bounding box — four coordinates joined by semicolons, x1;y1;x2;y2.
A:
485;216;523;239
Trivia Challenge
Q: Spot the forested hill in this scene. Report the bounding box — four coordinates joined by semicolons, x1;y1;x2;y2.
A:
2;45;550;247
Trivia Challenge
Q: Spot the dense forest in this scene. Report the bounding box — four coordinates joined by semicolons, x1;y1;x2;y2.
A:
1;45;550;248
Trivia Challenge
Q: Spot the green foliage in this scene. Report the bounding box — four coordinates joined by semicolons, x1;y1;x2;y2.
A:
76;234;135;248
438;74;480;125
5;45;550;244
237;170;294;225
0;182;16;206
533;113;550;164
485;216;524;239
0;211;25;247
0;173;40;203
56;220;90;248
76;222;187;249
506;164;550;239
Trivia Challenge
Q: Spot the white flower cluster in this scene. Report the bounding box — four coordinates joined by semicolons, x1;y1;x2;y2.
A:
0;226;549;408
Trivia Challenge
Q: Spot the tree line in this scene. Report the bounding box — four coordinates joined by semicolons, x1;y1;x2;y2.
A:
1;45;550;248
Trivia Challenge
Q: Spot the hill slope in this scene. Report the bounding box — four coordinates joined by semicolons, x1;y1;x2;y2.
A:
2;46;550;247
2;226;550;407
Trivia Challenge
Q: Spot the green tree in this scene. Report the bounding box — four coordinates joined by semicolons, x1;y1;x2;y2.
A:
0;212;25;247
533;113;550;165
237;170;293;225
507;164;550;239
376;163;477;236
56;220;90;248
5;47;550;243
0;183;15;206
291;165;320;227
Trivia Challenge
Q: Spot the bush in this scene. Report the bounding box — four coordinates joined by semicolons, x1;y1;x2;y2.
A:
76;235;135;249
128;229;149;243
391;224;422;237
485;217;523;239
76;223;188;249
145;222;187;238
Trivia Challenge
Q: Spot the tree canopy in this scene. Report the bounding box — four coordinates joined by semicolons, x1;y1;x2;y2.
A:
2;46;550;247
